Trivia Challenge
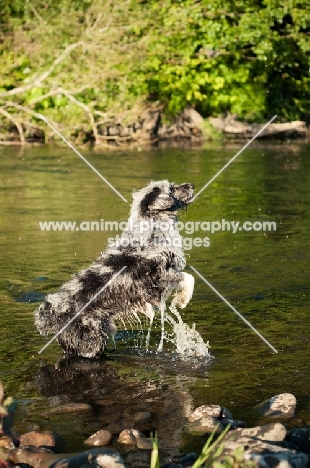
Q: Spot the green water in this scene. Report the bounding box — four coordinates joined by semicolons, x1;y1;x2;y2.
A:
0;143;310;456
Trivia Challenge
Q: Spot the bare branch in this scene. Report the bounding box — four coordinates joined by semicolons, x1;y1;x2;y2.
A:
0;107;25;144
0;41;84;98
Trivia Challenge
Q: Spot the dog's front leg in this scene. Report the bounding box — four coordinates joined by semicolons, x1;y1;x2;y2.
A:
172;272;195;309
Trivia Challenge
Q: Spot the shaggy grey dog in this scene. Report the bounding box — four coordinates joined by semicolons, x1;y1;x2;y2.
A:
34;180;195;358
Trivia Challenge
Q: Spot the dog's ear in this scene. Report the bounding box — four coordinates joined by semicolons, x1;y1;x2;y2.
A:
140;186;174;213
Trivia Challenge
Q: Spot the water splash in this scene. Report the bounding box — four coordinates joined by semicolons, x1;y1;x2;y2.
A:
164;303;210;358
114;301;209;359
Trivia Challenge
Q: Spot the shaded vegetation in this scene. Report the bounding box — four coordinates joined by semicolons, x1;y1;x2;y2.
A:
0;0;309;141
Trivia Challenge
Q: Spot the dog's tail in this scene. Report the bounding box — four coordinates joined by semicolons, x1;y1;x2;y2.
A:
34;292;67;336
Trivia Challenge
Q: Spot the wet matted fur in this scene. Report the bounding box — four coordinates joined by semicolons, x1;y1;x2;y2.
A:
34;180;195;358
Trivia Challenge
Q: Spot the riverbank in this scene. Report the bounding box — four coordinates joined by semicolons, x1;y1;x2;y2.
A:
0;108;309;148
1;385;310;468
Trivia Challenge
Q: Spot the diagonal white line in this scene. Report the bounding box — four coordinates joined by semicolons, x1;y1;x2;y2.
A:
189;266;278;354
37;114;128;202
191;115;277;202
38;266;127;354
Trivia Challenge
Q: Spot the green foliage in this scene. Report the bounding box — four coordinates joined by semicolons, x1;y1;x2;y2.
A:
192;424;232;468
150;433;160;468
0;0;309;139
143;0;310;121
191;424;255;468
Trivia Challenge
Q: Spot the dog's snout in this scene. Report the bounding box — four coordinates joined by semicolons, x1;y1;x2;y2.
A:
189;183;195;189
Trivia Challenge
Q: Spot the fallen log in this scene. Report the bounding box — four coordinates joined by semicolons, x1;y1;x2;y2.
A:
209;114;309;139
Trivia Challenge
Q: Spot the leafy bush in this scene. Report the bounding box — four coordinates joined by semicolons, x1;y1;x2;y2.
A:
0;0;309;141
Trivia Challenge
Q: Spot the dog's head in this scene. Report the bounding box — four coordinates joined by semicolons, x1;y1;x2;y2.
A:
131;180;195;218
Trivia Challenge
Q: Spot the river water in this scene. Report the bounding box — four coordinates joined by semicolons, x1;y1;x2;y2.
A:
0;143;309;457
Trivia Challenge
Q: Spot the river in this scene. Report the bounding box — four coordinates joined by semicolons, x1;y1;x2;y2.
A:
0;142;309;456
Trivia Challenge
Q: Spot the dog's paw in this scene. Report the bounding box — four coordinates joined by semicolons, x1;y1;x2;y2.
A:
173;272;195;308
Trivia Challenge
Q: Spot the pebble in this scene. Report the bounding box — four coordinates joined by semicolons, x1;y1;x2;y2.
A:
255;393;297;418
84;429;113;447
49;448;125;468
93;399;115;406
20;430;64;453
7;445;57;467
185;417;224;436
227;423;287;442
219;423;308;468
0;435;15;449
188;404;222;422
134;411;152;422
221;407;233;419
117;429;143;445
48;403;93;414
221;418;246;430
136;437;153;450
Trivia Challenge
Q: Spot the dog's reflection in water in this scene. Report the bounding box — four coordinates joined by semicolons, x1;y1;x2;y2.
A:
35;356;193;465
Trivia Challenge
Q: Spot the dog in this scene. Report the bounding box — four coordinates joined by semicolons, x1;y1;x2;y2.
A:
34;180;195;358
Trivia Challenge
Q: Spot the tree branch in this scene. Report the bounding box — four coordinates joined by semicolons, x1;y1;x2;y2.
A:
0;107;25;143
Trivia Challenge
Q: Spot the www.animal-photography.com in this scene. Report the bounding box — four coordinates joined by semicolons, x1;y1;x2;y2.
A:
0;2;309;467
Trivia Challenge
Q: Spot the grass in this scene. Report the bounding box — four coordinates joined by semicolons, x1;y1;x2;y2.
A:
150;424;256;468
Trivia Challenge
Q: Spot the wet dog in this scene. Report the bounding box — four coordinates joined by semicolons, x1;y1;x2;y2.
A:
34;180;195;358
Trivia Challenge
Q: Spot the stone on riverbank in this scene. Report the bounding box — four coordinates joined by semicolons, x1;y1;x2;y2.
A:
188;404;222;422
136;437;153;450
48;402;93;414
134;411;152;423
117;428;143;445
20;430;64;453
0;435;14;449
49;448;125;468
255;393;296;419
219;423;309;468
221;418;246;429
185;416;224;436
84;429;113;447
7;445;57;467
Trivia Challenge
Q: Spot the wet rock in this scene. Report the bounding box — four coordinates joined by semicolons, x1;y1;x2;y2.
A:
255;393;297;419
49;448;125;468
188;404;222;422
48;402;93;414
221;418;246;430
15;291;45;303
106;422;127;435
20;430;64;453
228;423;287;442
221;407;233;419
220;424;308;468
84;430;113;447
7;445;56;467
0;435;15;449
136;438;153;450
185;417;223;436
246;446;308;468
179;452;198;466
117;429;143;445
134;412;152;423
286;428;310;454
